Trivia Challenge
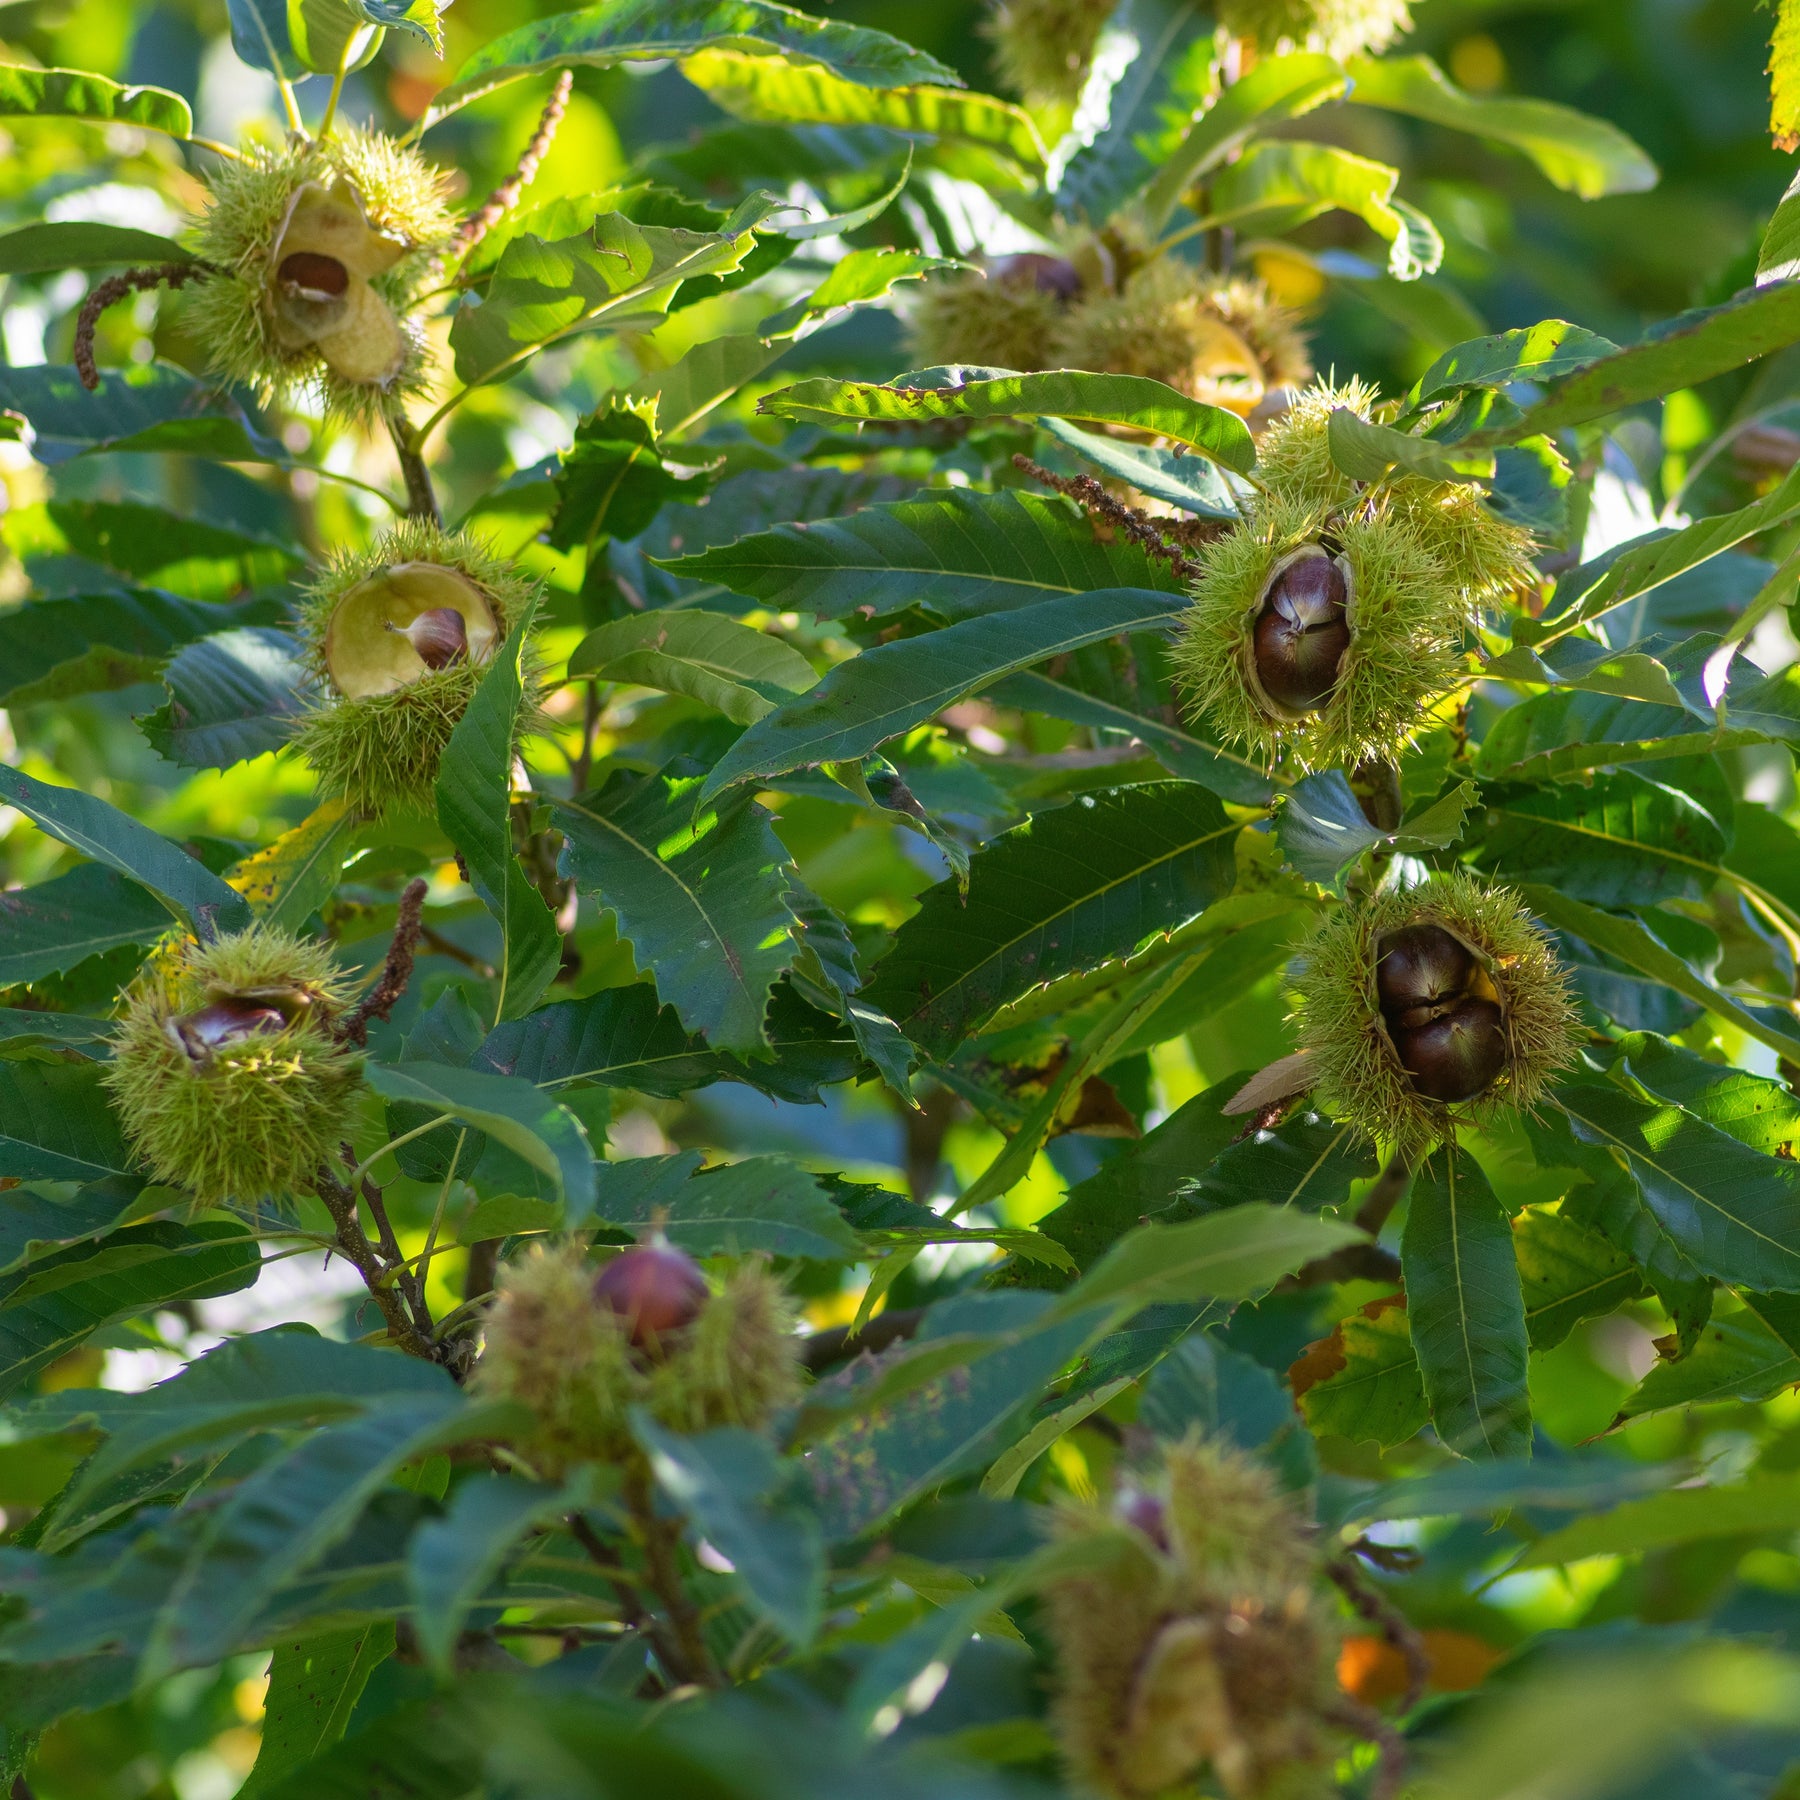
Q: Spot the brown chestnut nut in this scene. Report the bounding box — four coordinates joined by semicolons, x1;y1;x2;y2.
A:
1376;923;1477;1013
1393;995;1507;1103
1252;550;1350;715
592;1240;708;1352
277;251;350;301
1116;1488;1170;1551
386;606;469;670
991;252;1082;301
168;996;290;1061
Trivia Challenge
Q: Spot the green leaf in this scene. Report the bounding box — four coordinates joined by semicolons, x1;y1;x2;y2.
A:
567;609;817;724
1618;1294;1800;1419
1036;416;1242;518
547;403;719;551
1757;167;1800;285
407;1473;591;1676
1185;1110;1378;1214
1297;1302;1428;1448
0;66;192;137
554;765;799;1054
1555;1074;1800;1292
1514;1472;1800;1569
435;613;560;1024
4;498;299;602
475;981;855;1105
594;1153;862;1260
0;762;251;937
1277;772;1473;884
228;0;303;79
0;593;281;710
139;1393;511;1679
0;1062;133;1183
1036;1076;1246;1269
628;331;789;438
138;628;307;770
1400;1147;1531;1460
1141;51;1347;231
697;587;1186;801
355;0;445;51
679;50;1044;169
286;0;385;75
1326;408;1494;482
0;1010;111;1059
636;1418;824;1646
236;1626;397;1800
803;1294;1098;1539
428;0;962;122
657;489;1179;624
863;782;1239;1058
0;1222;258;1400
449;214;762;389
988;667;1272;804
1344;54;1657;199
1520;462;1800;645
1484;286;1800;446
1516;886;1800;1066
760;369;1254;468
1347;1458;1669;1525
252;1696;484;1800
1203;140;1435;280
1514;1203;1649;1351
0;364;289;467
363;1064;595;1216
0;863;169;986
225;799;357;934
1406;321;1620;410
1476;770;1727;907
1056;0;1219;225
1053;1203;1365;1323
0;222;194;275
1616;1033;1800;1156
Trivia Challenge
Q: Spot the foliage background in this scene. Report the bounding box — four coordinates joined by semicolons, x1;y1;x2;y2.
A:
3;1;1800;1798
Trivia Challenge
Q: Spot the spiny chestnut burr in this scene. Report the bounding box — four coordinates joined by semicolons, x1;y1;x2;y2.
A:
386;605;469;670
592;1239;708;1353
1251;549;1349;716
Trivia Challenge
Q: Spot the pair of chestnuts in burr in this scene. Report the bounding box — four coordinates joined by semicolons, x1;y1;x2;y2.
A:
1375;923;1508;1105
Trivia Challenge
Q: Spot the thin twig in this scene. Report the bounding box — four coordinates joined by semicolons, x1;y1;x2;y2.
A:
454;71;574;265
75;263;210;390
343;1145;434;1338
384;401;442;524
419;924;498;980
623;1458;715;1687
1327;1554;1431;1714
570;1510;676;1688
1323;1695;1409;1800
337;877;429;1046
1013;453;1221;581
311;1165;438;1362
1355;1154;1414;1237
801;1304;927;1373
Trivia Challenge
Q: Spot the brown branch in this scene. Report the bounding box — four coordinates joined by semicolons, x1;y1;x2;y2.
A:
311;1164;438;1362
342;1144;434;1339
74;262;210;390
384;402;441;524
1277;1240;1402;1292
455;70;574;264
1323;1695;1409;1800
1326;1554;1431;1714
621;1460;716;1687
801;1304;927;1373
1012;453;1219;581
1355;1154;1414;1238
337;877;429;1047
